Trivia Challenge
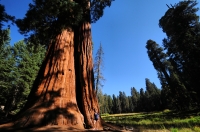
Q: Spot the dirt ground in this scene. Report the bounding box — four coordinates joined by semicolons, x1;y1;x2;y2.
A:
0;122;139;132
0;123;172;132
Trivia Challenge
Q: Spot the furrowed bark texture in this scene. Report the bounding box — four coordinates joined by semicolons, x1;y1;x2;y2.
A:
13;29;84;128
75;22;102;129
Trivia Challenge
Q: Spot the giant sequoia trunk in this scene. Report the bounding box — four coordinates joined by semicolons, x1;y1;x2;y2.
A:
74;21;102;129
1;19;102;131
11;29;85;129
0;0;102;130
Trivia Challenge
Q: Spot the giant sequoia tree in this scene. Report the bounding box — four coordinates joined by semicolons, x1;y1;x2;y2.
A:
146;1;200;109
159;0;200;106
1;0;114;130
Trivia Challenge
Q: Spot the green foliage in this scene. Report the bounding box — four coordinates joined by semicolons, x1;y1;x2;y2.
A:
0;4;15;30
98;90;113;114
97;80;162;114
0;5;15;106
146;0;200;110
145;78;162;111
90;0;114;23
159;0;200;107
0;40;45;115
16;0;83;45
119;91;129;113
130;87;140;112
16;0;115;45
7;41;45;113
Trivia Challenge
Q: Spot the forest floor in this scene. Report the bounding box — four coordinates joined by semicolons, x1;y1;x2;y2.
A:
0;121;172;132
1;109;200;131
0;123;128;132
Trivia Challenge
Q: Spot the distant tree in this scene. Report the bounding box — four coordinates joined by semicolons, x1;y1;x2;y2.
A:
94;43;105;94
145;78;161;111
119;91;129;113
112;94;121;114
128;96;134;112
138;88;145;111
106;95;113;114
130;87;139;111
116;96;121;113
97;88;104;113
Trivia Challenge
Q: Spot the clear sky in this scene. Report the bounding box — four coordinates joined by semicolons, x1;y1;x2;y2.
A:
1;0;200;96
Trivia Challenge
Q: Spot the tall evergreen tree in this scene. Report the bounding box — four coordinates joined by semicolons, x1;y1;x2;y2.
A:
12;0;114;129
0;4;15;110
130;87;139;111
112;94;121;114
106;95;113;114
159;0;200;107
119;91;129;113
138;88;145;111
4;41;46;115
128;96;134;112
146;39;190;110
0;29;14;110
97;88;104;114
145;78;161;111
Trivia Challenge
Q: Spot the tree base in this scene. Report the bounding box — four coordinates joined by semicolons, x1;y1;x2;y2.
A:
13;102;85;128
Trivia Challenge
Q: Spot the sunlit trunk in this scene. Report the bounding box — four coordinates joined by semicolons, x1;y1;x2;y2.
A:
13;29;84;128
74;21;102;130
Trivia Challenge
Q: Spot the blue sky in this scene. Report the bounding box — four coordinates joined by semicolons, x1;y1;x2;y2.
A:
1;0;200;96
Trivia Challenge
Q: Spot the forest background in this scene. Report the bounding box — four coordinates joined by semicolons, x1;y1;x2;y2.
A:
0;0;200;116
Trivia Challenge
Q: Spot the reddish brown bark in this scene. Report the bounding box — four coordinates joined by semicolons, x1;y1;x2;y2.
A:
0;1;102;130
13;29;85;129
74;22;103;129
1;24;103;130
